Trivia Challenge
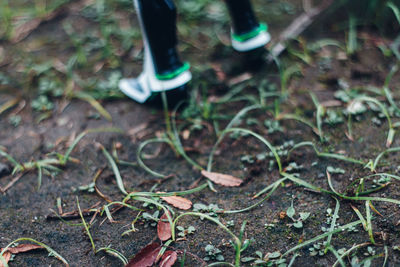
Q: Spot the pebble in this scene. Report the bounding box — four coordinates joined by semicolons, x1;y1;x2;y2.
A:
0;162;10;178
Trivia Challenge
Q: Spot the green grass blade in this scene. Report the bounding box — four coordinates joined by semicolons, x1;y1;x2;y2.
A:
326;246;346;267
281;64;302;98
0;147;23;171
282;220;362;257
387;1;400;25
137;138;171;178
61;127;123;165
99;143;128;195
282;172;331;194
327;172;400;205
72;91;112;121
324;198;340;253
354;96;394;147
372;146;400;171
96;247;128;265
310;92;325;142
208;127;282;173
172;212;241;266
365;200;375;244
224;178;284;214
351;205;367;230
332;242;370;267
277;113;320;137
77;197;95;253
288;141;364;165
347;15;357;55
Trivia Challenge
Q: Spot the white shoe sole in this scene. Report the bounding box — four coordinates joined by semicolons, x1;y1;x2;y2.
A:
232;31;271;52
119;70;191;103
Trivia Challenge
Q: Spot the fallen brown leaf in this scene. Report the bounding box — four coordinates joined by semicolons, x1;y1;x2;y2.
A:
160;195;192;210
157;212;172;241
6;244;42;254
159;251;178;267
0;251;11;267
201;170;243;187
0;243;43;267
126;242;161;267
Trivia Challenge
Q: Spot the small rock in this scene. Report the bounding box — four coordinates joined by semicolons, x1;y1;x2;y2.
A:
0;163;11;178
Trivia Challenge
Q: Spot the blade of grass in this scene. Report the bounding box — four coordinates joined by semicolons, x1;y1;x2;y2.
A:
137;138;172;178
372;146;400;171
351;205;367;230
326;246;346;267
101;201;142;222
98;143;128;195
37;165;42;190
96;247;128;265
170;102;203;171
208;127;282;173
287;253;300;267
281;220;362;257
77;197;95;253
129;196;174;231
332;242;370;267
310;92;325;142
346;15;357;55
60;127;123;165
307;39;344;51
387;1;400;25
327;172;400;205
224;178;285;214
354;96;394;147
324;198;340;253
277;113;320;137
72;91;112;121
365;200;375;244
0;147;23;172
172;212;241;267
288;141;365;165
281;64;302;98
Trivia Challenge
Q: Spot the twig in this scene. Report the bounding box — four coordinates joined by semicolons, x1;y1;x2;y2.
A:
1;173;25;193
11;0;95;43
268;0;335;59
46;201;101;221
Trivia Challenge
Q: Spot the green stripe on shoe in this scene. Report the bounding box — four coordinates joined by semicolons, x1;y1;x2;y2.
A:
232;23;268;42
156;62;190;80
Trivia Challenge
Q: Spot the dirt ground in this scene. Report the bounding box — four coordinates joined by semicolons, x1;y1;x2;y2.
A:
1;0;400;266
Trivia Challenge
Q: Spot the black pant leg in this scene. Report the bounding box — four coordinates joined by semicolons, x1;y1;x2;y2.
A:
224;0;260;35
137;0;183;76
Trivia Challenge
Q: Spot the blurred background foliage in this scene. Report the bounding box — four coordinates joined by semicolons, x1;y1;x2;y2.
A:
0;0;399;113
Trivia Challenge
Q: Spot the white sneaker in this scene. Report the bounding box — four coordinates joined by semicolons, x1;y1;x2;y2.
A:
119;0;192;103
231;23;271;52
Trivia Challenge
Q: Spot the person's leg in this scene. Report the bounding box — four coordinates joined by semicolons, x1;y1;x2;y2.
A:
225;0;270;52
119;0;191;103
139;0;185;77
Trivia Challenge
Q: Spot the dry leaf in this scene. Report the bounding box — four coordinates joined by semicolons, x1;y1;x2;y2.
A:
126;242;161;267
6;244;42;254
160;195;192;210
0;243;43;267
159;251;178;267
0;251;11;267
201;170;243;187
157;212;172;241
